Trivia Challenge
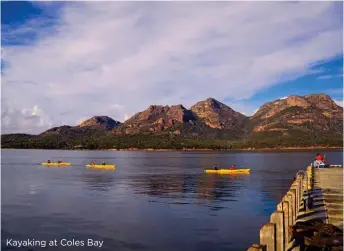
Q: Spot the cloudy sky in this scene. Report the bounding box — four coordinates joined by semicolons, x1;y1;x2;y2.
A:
1;1;343;134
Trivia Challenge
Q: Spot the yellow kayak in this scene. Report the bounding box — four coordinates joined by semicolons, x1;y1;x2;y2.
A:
204;168;250;174
41;162;71;166
86;164;116;169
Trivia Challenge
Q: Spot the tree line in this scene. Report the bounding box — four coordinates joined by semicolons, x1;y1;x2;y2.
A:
1;131;342;150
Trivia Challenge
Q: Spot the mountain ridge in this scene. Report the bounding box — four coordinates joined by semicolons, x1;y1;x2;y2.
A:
1;93;342;150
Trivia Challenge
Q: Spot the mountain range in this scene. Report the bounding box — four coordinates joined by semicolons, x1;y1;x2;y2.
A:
1;93;343;149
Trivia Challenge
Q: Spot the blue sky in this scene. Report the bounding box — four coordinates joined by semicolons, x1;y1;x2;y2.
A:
226;57;343;112
1;1;343;134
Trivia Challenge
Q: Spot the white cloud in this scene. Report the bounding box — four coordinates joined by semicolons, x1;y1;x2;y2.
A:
1;102;52;134
326;88;343;95
317;74;343;80
252;108;259;115
334;99;344;107
226;101;258;117
124;113;130;121
76;117;89;126
317;75;333;80
2;2;343;134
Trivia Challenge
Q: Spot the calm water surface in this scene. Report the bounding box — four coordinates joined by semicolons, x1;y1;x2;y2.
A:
1;149;343;251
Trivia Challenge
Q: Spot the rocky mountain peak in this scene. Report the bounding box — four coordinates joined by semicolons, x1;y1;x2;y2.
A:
201;98;226;109
284;95;311;108
147;105;166;112
167;104;195;123
78;116;121;130
170;104;186;110
254;95;311;120
304;93;341;110
116;104;197;134
190;98;246;129
249;94;343;133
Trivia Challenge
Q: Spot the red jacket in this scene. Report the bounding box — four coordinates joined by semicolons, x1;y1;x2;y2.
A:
316;155;324;161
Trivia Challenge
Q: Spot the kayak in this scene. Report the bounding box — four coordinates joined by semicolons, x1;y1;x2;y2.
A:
41;162;71;166
204;168;250;174
86;164;116;169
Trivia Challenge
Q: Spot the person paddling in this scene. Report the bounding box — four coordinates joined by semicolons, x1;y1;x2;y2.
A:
230;165;236;170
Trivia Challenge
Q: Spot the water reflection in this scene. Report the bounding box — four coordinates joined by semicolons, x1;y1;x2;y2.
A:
197;173;248;201
126;171;249;211
129;174;185;197
81;171;116;191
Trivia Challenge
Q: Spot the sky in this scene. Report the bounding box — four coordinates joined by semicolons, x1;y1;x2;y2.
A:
1;1;343;134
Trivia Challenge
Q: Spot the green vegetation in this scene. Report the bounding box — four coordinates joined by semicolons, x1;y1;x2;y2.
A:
1;131;342;150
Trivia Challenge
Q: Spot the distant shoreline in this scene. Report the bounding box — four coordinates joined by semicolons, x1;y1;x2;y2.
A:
109;146;343;151
1;146;342;152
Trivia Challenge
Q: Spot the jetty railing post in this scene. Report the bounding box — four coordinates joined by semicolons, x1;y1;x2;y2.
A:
270;211;284;251
282;200;290;249
277;202;283;211
295;176;301;216
286;193;294;225
247;166;319;250
247;244;267;251
296;170;306;209
306;165;313;191
306;170;308;193
260;223;276;251
297;168;308;197
294;182;299;216
288;189;297;223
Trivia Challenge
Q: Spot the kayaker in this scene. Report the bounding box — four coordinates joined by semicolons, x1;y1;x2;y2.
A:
214;165;219;170
57;160;61;163
101;162;106;165
47;160;51;163
230;165;236;170
91;161;95;165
